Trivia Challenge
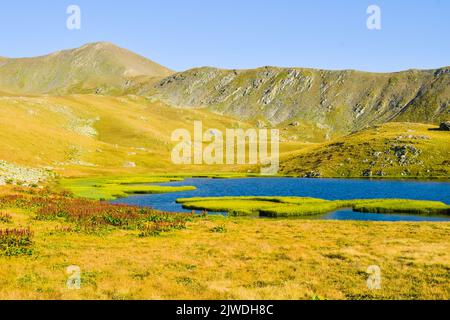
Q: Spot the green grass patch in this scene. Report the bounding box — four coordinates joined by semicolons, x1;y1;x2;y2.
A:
0;228;33;256
177;197;450;217
350;199;450;215
60;175;196;200
0;213;12;223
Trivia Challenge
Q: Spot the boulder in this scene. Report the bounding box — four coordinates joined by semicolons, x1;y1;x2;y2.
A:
439;121;450;131
304;170;321;178
362;169;373;177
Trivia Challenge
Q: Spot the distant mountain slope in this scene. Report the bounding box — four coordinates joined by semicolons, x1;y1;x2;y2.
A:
0;42;448;143
0;42;173;95
0;94;252;181
1;42;447;140
149;66;450;140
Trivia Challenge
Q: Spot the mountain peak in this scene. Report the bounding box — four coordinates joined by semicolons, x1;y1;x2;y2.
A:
84;41;114;47
77;41;121;51
0;42;174;94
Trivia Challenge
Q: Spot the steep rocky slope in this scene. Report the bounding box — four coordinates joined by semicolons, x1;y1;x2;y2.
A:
149;66;450;140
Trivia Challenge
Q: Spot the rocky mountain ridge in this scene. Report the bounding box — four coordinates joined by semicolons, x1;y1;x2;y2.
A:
149;66;450;140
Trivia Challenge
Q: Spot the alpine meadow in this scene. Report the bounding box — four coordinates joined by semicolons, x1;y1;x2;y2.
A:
0;4;449;302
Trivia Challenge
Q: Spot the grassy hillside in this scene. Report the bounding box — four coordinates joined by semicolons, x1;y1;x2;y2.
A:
0;42;173;95
0;94;259;181
150;66;450;141
279;122;450;178
0;94;448;183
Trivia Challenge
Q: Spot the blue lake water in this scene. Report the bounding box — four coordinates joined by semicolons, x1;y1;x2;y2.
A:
111;178;450;222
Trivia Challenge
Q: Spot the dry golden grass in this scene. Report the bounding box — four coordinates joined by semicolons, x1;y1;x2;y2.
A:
0;205;448;300
0;94;262;177
0;93;315;178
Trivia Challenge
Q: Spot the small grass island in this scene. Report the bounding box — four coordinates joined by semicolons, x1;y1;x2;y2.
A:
177;196;450;217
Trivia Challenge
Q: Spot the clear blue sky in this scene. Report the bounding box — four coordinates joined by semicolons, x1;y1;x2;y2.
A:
0;0;448;72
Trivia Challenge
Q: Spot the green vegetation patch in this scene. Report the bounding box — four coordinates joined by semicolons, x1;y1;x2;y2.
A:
350;199;450;215
60;175;196;200
0;228;33;256
0;213;12;223
177;197;450;217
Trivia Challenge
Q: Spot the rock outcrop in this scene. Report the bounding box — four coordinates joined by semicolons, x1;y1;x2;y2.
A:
439;121;450;131
0;161;53;186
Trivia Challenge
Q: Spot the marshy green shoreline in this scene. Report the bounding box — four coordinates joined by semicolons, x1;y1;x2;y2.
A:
59;176;196;201
58;173;269;200
59;175;450;218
